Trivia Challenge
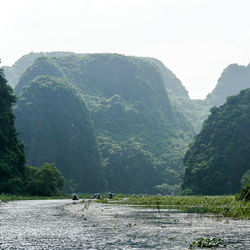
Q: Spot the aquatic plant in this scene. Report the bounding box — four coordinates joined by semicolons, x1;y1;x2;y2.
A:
101;195;250;219
189;237;224;248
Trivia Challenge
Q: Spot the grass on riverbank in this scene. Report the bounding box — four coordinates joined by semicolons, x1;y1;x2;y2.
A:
0;194;71;202
0;193;93;202
1;193;249;219
99;195;250;219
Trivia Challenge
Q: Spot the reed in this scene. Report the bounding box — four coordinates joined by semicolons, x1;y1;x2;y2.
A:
107;195;250;219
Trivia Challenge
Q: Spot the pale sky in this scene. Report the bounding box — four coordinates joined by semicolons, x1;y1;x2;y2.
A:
1;0;250;99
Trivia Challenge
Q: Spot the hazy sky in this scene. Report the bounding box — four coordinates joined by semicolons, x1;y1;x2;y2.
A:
1;0;250;99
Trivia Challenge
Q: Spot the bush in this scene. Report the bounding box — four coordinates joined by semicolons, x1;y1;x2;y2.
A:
236;184;250;202
180;188;193;196
25;163;65;196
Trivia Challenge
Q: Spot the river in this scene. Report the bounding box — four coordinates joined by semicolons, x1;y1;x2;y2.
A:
0;199;249;249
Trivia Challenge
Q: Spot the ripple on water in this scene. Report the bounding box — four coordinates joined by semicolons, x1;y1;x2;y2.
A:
0;200;249;249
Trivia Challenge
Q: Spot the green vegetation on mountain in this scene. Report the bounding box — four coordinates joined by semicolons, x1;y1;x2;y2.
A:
2;52;250;195
14;75;106;192
0;69;26;194
206;63;250;107
4;53;250;134
13;53;195;193
3;52;208;132
147;58;208;132
2;51;75;88
153;61;250;133
182;88;250;195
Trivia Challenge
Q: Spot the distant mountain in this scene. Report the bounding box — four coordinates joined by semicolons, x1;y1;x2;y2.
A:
13;53;195;193
3;52;250;194
145;58;189;99
2;52;210;133
206;63;250;107
2;52;76;88
0;69;26;194
156;61;250;132
14;75;106;193
182;88;250;195
147;58;208;132
3;53;250;134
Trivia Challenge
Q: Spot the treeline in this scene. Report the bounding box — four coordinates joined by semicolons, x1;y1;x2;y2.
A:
0;68;26;194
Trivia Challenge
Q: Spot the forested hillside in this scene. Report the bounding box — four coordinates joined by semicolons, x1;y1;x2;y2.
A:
0;69;26;194
147;58;208;131
4;52;249;194
182;88;250;195
3;53;250;134
3;52;208;132
14;75;106;192
13;53;195;193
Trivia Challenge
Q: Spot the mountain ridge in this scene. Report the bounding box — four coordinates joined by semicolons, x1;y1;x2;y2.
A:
13;53;195;193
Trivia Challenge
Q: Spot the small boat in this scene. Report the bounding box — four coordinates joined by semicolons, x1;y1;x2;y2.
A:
91;193;101;199
72;193;79;200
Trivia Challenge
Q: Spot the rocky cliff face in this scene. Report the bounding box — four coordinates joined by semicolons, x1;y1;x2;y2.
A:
206;63;250;107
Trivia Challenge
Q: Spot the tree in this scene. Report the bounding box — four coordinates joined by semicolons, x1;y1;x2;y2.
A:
182;89;250;195
241;169;250;187
0;68;25;194
25;163;65;196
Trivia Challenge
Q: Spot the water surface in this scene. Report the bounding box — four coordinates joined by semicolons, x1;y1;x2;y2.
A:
0;199;249;249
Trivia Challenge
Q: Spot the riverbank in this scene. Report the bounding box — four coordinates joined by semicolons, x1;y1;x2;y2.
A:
1;194;249;219
0;194;70;202
98;195;250;219
0;193;92;202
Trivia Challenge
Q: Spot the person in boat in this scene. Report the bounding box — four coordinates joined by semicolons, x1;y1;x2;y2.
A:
109;192;113;199
72;193;79;200
91;193;101;199
91;193;96;199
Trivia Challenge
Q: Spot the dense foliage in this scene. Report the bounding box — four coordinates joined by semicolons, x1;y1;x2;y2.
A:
0;69;26;194
3;53;250;134
182;89;250;195
25;163;64;196
236;184;250;202
14;75;106;192
12;53;195;194
2;52;250;195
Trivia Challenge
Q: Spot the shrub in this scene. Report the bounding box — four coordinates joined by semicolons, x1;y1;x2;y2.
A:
236;184;250;202
25;163;65;196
